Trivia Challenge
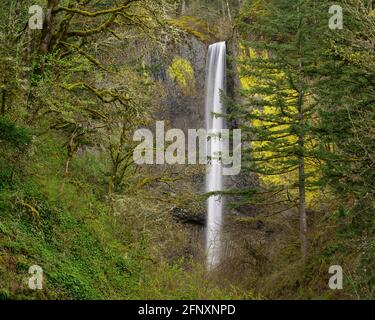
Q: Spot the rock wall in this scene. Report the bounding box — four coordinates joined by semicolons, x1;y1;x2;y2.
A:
152;34;208;132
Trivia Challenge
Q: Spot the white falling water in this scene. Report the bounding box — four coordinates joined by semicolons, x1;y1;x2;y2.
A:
205;41;226;270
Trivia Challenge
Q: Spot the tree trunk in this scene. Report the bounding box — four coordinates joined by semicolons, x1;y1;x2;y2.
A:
181;0;186;15
226;0;232;21
39;0;60;55
296;4;308;259
109;161;119;195
298;145;307;260
14;0;22;24
298;92;307;260
60;133;75;193
221;0;226;19
1;89;6;116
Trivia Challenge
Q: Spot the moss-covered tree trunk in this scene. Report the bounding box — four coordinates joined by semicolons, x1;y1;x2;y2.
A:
39;0;60;55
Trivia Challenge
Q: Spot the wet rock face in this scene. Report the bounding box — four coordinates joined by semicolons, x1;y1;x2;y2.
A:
171;206;205;226
153;34;208;131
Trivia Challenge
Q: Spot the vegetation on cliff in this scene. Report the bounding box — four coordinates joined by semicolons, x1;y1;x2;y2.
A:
0;0;373;300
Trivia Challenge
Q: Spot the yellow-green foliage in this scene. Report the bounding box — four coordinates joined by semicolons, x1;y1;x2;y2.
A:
239;46;321;207
168;57;196;96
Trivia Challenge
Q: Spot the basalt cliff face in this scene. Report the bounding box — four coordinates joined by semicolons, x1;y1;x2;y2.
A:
153;35;207;131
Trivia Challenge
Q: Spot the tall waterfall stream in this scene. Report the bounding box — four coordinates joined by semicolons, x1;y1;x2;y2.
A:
205;42;226;270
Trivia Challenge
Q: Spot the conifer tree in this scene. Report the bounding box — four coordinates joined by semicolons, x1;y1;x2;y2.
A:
315;0;375;231
231;0;329;259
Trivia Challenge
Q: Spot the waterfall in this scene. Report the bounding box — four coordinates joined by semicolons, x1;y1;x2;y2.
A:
205;41;226;270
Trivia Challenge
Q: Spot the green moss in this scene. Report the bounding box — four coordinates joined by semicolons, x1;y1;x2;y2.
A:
0;117;32;148
0;133;251;300
167;16;217;42
167;57;196;95
0;135;139;299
